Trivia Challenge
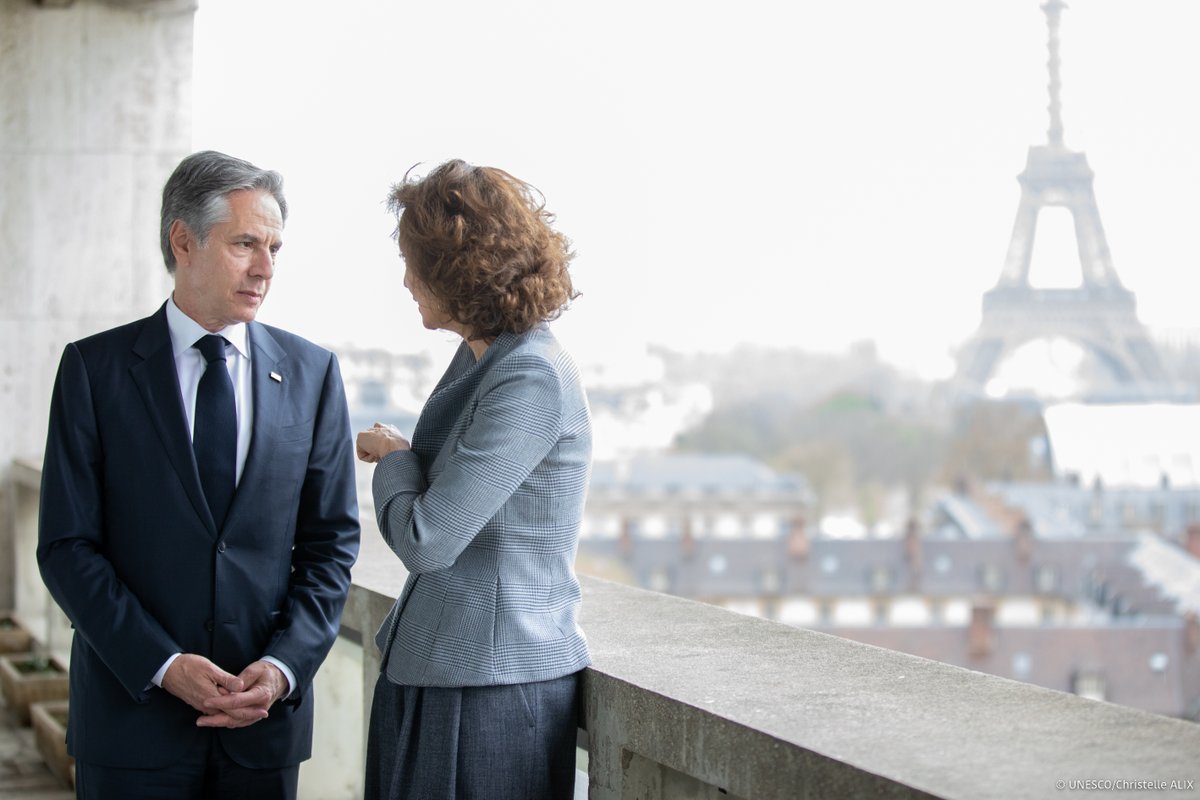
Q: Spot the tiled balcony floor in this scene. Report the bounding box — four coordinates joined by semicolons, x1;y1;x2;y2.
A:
0;696;73;799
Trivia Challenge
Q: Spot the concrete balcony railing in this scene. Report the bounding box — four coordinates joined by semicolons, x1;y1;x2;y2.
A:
7;458;1200;799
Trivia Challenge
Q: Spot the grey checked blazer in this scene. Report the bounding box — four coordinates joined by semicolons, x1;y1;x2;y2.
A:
372;324;592;687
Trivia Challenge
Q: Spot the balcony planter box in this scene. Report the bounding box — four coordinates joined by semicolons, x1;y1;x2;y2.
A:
0;652;69;725
0;612;33;654
31;699;73;788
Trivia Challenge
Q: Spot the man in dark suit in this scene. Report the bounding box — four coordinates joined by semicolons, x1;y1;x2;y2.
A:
37;150;361;799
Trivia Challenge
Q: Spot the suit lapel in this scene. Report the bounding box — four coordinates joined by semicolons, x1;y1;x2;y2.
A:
412;330;522;464
129;305;216;534
226;322;286;526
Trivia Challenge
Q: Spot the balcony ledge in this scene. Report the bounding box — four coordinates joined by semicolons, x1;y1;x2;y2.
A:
340;571;1199;800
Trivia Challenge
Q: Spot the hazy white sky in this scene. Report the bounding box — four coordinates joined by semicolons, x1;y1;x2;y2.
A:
193;0;1200;381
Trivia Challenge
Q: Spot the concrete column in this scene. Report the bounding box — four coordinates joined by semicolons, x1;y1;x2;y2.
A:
0;0;194;607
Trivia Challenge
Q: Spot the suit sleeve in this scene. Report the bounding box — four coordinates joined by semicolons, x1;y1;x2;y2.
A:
37;343;180;703
263;352;360;691
372;352;563;574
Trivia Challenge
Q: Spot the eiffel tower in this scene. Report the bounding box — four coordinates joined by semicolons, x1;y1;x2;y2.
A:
954;0;1169;399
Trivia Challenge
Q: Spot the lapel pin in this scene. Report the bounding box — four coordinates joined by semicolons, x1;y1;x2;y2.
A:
270;371;283;383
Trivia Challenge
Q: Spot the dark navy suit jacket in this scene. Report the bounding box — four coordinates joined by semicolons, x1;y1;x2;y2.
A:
37;304;360;769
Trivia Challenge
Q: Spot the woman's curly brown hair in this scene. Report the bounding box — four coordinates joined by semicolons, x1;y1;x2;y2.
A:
388;159;578;339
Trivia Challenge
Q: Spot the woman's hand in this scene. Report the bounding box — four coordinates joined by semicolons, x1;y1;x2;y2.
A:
356;422;412;463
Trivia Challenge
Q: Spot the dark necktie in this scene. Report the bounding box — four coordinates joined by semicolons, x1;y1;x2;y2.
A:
193;334;236;528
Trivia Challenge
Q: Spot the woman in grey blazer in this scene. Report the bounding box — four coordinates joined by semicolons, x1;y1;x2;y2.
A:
356;159;591;800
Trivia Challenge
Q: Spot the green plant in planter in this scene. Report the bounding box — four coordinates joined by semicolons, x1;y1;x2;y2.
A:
17;654;53;674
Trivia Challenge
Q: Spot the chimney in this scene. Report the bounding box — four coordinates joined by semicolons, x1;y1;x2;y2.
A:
618;518;634;560
904;518;922;572
1186;612;1199;656
1014;516;1033;564
680;517;695;560
788;516;809;560
1186;524;1200;561
968;603;995;658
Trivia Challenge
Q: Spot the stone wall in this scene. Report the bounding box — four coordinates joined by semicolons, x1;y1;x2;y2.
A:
0;0;193;605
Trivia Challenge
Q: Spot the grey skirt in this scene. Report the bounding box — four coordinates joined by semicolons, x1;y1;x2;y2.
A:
364;671;581;800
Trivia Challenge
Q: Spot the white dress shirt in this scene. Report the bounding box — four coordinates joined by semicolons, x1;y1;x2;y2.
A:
166;297;254;481
151;297;296;697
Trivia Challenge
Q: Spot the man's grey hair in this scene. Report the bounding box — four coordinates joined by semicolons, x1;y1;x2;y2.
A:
159;150;288;273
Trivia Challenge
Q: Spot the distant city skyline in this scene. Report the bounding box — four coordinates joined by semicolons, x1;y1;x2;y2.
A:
193;0;1200;383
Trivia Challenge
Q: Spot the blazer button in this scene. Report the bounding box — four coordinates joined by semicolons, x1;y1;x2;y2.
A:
204;620;214;632
217;540;227;553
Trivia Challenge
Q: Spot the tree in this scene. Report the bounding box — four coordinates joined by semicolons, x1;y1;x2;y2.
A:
940;399;1051;485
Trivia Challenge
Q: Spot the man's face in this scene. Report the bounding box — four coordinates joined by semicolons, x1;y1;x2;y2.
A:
171;188;283;332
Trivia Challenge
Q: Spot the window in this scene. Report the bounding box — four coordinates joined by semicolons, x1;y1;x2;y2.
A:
1072;670;1106;701
713;513;742;539
1034;564;1058;594
640;514;669;540
584;515;620;540
1012;652;1032;679
725;599;763;618
779;599;819;627
647;568;671;593
759;568;782;593
940;599;971;625
889;597;931;626
831;599;873;627
751;513;780;539
996;599;1040;626
978;563;1004;592
869;565;893;593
